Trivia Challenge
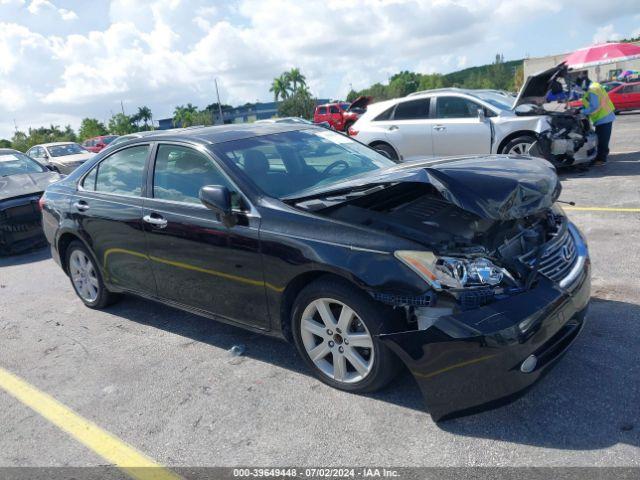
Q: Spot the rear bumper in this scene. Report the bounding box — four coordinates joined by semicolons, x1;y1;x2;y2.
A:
379;231;591;421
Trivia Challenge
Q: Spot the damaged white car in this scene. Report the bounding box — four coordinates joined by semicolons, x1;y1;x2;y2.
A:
350;64;597;168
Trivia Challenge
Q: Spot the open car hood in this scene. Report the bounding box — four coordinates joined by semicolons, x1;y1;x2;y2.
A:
348;95;372;111
289;156;561;221
513;62;569;108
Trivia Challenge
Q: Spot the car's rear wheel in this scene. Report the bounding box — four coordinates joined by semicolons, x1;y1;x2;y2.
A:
501;135;536;155
292;278;400;392
66;241;118;309
371;143;399;162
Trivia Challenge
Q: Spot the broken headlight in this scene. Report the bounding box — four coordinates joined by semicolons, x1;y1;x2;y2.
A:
395;251;504;290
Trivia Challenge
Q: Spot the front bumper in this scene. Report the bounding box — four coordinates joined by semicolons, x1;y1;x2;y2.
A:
0;195;46;255
379;227;591;421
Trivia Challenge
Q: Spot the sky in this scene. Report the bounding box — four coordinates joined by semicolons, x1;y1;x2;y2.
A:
1;0;639;139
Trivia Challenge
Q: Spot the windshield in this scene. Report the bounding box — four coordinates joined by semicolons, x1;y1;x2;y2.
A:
0;152;46;176
212;129;395;198
474;92;514;110
47;143;88;157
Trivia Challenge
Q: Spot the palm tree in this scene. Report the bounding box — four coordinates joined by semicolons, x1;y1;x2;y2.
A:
137;106;152;130
270;75;290;101
173;104;198;127
288;68;306;92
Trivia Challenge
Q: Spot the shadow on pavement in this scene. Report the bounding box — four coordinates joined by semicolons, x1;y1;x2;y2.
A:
558;151;640;180
108;292;639;449
0;246;50;267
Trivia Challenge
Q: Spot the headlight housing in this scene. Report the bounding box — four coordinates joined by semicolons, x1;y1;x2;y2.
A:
395;251;504;290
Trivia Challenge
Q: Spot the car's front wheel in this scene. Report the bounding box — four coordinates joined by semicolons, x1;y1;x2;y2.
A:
292;278;400;392
501;135;536;155
66;241;118;309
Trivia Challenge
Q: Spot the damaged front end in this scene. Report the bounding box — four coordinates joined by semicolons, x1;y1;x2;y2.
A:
294;157;590;420
0;193;47;255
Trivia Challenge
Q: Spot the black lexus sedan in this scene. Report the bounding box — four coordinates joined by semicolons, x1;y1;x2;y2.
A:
0;148;62;255
41;124;590;420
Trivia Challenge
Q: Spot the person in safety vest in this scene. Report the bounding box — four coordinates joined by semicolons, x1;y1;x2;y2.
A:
579;74;615;166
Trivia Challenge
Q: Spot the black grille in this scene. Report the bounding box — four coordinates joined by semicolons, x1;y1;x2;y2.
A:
519;225;578;283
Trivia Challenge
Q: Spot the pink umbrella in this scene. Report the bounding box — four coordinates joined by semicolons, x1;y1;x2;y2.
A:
565;42;640;69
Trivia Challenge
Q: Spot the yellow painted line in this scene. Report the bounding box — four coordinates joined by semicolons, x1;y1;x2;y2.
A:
0;366;181;480
103;247;284;293
414;354;497;380
564;206;640;212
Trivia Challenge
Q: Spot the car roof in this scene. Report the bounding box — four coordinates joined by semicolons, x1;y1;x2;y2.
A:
122;123;315;145
36;142;79;147
0;148;22;155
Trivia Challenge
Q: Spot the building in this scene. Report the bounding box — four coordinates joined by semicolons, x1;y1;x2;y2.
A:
157;98;331;130
523;41;640;83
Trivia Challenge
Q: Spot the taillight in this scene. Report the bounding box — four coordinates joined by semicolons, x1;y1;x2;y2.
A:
348;127;358;136
38;196;45;211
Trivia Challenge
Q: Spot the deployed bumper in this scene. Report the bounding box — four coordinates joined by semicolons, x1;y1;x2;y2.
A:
379;227;590;421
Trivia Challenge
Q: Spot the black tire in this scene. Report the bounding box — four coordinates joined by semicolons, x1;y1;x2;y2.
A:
371;143;399;162
291;277;401;393
500;135;537;155
65;240;118;309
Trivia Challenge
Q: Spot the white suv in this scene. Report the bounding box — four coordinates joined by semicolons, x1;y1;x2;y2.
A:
350;65;597;168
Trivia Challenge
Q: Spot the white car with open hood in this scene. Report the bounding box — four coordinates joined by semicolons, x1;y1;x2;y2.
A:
350;64;597;168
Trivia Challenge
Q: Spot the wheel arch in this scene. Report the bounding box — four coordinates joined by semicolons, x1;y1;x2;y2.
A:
497;130;538;154
56;231;96;276
368;140;399;160
279;270;366;342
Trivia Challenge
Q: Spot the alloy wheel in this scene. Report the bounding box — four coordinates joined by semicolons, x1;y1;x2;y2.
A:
300;298;374;384
507;142;533;155
69;250;100;303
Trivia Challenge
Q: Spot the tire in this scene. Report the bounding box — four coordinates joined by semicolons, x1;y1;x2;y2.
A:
501;135;537;155
65;240;118;309
291;277;400;393
372;143;399;162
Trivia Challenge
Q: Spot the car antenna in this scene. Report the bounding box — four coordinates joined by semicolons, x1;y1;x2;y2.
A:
556;200;576;206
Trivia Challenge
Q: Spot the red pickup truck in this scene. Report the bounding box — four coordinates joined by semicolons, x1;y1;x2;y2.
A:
313;96;371;132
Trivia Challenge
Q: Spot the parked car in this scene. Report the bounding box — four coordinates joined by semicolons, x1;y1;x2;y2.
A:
82;135;119;153
26;142;94;174
41;124;590;420
0;149;62;255
351;64;597;168
568;81;640;113
313;96;372;132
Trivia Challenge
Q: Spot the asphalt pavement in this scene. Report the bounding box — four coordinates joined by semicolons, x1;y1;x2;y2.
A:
1;114;639;469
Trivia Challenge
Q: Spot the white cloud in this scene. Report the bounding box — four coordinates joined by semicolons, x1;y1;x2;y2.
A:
592;24;621;44
27;0;77;20
59;8;78;20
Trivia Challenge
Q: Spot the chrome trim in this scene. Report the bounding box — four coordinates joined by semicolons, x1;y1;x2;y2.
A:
559;223;588;290
260;230;390;255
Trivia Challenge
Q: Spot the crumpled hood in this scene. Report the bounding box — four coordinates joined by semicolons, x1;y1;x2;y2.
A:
290;155;561;220
0;172;62;201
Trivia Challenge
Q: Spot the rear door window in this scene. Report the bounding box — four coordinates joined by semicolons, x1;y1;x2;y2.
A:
393;98;430;120
91;145;149;196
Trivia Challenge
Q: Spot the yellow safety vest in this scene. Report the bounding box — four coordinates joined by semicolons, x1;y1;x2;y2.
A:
581;82;615;124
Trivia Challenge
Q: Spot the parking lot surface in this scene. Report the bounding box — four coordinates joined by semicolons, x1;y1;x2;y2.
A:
1;115;639;468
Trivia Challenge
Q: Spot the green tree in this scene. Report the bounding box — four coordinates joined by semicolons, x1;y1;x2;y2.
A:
172;103;198;127
136;106;153;130
287;67;306;91
277;89;315;119
108;113;136;135
0;139;12;148
78;118;108;141
269;75;291;101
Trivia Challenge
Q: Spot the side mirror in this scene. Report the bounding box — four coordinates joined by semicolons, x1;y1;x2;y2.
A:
199;185;236;227
477;108;486;122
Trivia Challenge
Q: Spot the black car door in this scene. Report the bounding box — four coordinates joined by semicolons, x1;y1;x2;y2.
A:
141;142;268;330
73;144;156;294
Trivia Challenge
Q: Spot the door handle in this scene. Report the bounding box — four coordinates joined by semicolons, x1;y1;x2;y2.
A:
387;125;399;131
73;201;89;212
433;125;446;131
143;214;168;229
